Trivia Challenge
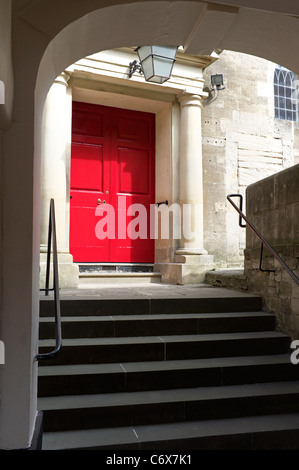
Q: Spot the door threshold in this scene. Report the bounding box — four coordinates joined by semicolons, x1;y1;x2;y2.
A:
77;263;154;273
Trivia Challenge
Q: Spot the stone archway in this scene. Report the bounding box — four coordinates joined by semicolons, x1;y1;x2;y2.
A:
3;0;299;449
35;1;299;286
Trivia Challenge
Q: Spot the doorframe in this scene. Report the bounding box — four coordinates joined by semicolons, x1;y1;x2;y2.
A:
67;83;179;266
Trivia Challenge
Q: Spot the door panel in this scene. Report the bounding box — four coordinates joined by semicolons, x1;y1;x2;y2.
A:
117;116;150;144
71;143;104;191
117;148;150;195
69;142;110;262
72;103;104;139
70;102;155;263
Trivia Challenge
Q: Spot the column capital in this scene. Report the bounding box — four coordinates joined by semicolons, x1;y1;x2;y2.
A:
178;92;203;108
54;71;71;88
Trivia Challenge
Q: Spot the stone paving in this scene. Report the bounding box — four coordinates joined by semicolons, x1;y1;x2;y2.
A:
43;281;257;301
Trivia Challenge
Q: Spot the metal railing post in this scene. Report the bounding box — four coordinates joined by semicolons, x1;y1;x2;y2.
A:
36;199;62;361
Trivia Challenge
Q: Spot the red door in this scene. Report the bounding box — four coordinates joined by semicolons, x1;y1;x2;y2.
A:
70;102;155;263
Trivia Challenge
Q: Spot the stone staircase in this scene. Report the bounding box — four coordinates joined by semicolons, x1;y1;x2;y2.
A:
38;292;299;450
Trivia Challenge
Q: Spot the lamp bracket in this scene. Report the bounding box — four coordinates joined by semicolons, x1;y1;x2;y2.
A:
128;60;143;78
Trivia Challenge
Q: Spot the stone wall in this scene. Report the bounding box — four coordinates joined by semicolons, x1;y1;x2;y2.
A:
202;50;299;269
245;164;299;339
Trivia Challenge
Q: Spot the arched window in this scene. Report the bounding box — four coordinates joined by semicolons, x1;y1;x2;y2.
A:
274;66;298;122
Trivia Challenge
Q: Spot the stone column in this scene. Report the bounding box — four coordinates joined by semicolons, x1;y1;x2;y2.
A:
175;92;214;282
40;72;79;288
176;93;206;254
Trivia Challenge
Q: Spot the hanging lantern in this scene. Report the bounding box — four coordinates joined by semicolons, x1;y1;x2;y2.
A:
136;46;178;84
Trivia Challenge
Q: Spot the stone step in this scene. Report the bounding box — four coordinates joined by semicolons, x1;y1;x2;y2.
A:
38;291;297;450
77;263;159;287
78;272;162;286
39;295;263;317
205;269;248;290
78;263;154;273
41;412;299;450
39;381;299;433
38;354;299;397
38;311;276;339
38;331;290;366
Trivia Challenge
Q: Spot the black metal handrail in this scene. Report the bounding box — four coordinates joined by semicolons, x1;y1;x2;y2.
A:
36;199;62;361
227;194;299;285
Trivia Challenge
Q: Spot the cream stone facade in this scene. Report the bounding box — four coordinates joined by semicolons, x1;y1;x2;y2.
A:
40;48;299;288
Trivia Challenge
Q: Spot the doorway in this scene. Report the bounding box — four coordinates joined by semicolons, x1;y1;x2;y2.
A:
69;101;155;263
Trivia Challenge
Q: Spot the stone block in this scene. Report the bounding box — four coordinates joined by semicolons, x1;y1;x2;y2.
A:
156;252;214;285
246;176;275;214
291;297;299;315
282;244;294;258
40;252;79;289
274;164;299;206
175;254;214;265
154;263;182;285
205;269;248;291
293;284;299;299
278;281;292;298
294;203;299;242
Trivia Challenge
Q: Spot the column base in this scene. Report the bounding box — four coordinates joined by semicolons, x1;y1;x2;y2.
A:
155;253;215;285
176;248;208;255
40;253;79;289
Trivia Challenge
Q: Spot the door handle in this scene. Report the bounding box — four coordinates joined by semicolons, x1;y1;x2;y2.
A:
156;200;168;207
97;199;101;204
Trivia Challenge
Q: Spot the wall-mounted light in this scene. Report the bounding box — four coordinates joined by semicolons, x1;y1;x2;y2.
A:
203;73;225;105
211;73;225;90
129;46;178;84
